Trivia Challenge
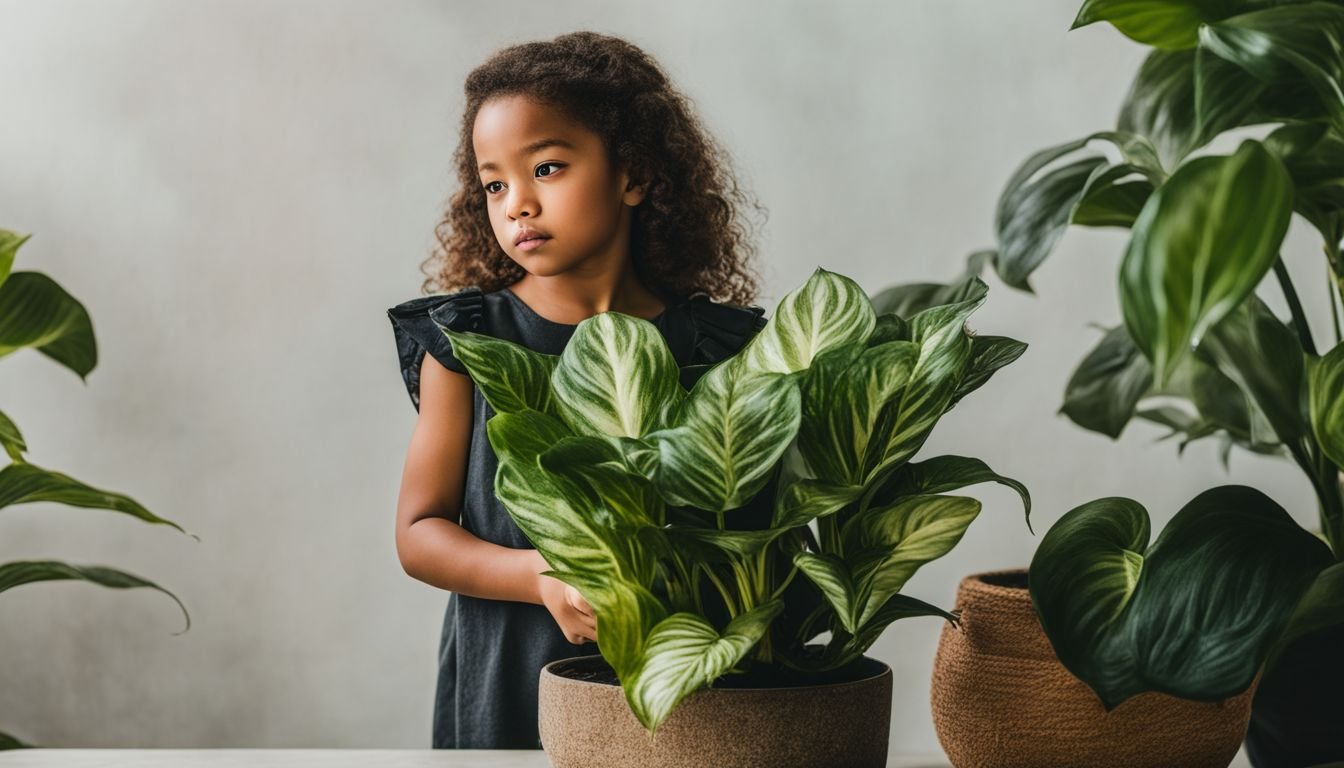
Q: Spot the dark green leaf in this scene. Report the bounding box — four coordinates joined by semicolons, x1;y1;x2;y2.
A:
1200;3;1344;133
0;408;26;462
1119;140;1293;384
0;462;189;536
1309;341;1344;468
1061;326;1154;439
1030;485;1332;709
0;559;190;634
0;271;96;379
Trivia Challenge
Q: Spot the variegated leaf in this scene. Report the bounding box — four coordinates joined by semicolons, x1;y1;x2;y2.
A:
800;340;920;486
736;267;875;375
793;551;858;633
539;435;664;528
442;328;559;416
646;363;802;512
864;286;985;482
772;478;863;529
844;494;982;627
1309;342;1344;469
628;600;784;732
551;312;683;438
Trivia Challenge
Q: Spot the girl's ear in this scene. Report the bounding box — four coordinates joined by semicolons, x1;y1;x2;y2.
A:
619;165;649;207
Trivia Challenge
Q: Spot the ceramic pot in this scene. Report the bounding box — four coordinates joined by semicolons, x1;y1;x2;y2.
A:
538;653;892;768
931;569;1257;768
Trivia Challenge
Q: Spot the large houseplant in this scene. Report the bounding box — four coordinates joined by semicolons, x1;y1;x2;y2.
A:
440;267;1030;762
963;2;1344;764
0;228;191;749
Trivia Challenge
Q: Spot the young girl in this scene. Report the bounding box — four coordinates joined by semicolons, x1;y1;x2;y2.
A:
386;31;770;750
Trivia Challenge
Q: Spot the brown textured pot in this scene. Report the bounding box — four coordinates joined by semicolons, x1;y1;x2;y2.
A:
539;654;893;768
931;569;1258;768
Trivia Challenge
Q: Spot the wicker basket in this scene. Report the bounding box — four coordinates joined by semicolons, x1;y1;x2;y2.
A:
931;569;1256;768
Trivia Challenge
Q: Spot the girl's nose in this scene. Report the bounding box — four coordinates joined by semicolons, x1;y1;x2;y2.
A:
507;189;539;220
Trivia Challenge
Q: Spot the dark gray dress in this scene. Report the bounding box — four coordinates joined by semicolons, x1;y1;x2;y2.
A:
386;284;767;749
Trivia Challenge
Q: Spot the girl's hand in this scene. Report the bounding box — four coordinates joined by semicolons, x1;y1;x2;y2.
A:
534;560;598;645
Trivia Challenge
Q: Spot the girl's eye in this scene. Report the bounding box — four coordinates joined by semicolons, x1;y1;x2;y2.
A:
482;163;563;195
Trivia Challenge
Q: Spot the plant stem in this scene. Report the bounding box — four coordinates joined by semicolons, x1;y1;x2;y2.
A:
1329;261;1343;346
1274;258;1317;356
701;564;737;616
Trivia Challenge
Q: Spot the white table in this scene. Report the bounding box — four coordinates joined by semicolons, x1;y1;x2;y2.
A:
0;751;952;767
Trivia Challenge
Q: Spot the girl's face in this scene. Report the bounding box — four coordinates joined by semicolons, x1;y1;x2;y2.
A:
473;94;646;278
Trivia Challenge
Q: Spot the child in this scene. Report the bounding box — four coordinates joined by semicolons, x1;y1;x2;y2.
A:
386;31;770;750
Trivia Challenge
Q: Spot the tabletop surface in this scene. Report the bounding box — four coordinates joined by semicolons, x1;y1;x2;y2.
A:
0;749;1259;767
0;752;949;767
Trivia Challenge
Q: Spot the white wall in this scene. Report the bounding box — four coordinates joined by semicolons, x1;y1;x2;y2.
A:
0;0;1326;750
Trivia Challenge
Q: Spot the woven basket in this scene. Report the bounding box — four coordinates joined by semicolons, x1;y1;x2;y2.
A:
931;569;1256;768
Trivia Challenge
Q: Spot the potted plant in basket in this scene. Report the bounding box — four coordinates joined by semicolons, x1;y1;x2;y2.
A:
949;2;1344;765
440;267;1031;768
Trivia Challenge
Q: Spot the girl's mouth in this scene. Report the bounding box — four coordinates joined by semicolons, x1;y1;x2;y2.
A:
517;236;551;252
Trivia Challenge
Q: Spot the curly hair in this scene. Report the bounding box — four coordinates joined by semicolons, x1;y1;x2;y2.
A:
419;31;765;307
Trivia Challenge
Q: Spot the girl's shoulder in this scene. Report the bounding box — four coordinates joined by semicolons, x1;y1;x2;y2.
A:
386;285;487;412
680;290;768;366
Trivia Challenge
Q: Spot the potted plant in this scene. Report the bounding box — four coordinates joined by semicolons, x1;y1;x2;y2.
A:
0;229;192;750
958;2;1343;765
440;267;1031;767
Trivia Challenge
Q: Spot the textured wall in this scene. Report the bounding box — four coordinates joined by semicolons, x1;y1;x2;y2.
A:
0;0;1324;751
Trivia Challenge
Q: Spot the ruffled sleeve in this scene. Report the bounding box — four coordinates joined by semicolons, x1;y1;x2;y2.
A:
386;286;485;412
683;292;768;366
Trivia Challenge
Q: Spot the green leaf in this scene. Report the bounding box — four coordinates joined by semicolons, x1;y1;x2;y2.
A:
0;559;191;634
644;364;802;512
0;729;32;749
538;436;664;529
550;312;683;438
489;411;657;585
1071;164;1156;228
628;600;784;733
1029;485;1333;709
0;271;97;380
0;229;30;290
0;408;27;462
799;340;920;486
991;132;1163;291
1200;3;1344;133
1072;0;1230;49
952;335;1028;406
793;551;859;633
1266;122;1344;264
1309;342;1344;468
1061;326;1154;439
843;494;982;627
864;287;986;483
1119;139;1293;385
875;455;1031;531
1266;560;1344;668
0;462;189;536
736;267;875;375
1196;293;1307;445
772;478;863;529
1121;49;1204;169
441;329;559;416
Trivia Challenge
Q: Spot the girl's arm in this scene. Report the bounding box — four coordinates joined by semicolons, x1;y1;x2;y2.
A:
394;353;596;642
394;352;541;603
